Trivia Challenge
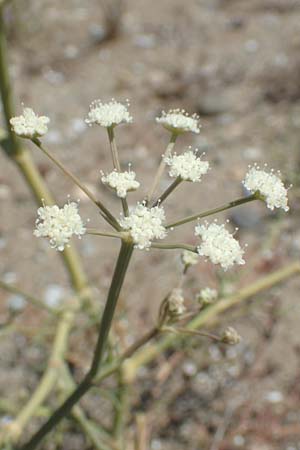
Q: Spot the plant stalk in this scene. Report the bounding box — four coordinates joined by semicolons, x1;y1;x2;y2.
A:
147;132;177;203
166;193;258;229
19;240;134;450
152;176;182;207
32;138;121;230
107;126;129;216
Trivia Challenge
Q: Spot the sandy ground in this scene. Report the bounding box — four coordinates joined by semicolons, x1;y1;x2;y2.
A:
1;0;300;449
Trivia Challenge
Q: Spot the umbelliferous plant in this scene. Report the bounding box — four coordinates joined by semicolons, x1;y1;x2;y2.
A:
0;4;298;450
5;99;290;449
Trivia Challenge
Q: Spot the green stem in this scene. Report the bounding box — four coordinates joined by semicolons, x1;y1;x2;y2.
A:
162;326;221;342
112;369;129;445
0;6;20;155
0;11;88;294
19;240;134;450
166;193;258;229
107;126;129;216
152;177;182;207
86;228;123;239
122;261;300;382
32;138;121;231
59;364;113;450
147;132;177;204
151;242;197;252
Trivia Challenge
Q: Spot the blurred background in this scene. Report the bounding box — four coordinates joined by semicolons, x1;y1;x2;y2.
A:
1;0;300;449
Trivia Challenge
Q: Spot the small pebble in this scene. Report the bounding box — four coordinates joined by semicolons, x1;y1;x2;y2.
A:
265;390;283;403
7;294;27;312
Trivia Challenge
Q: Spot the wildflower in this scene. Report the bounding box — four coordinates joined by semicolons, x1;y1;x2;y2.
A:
156;109;201;134
195;221;245;271
181;250;199;266
85;99;133;128
164;149;209;182
34;202;86;251
221;327;241;345
243;165;289;212
198;287;218;304
119;203;167;249
10;107;49;139
167;288;186;316
101;170;140;198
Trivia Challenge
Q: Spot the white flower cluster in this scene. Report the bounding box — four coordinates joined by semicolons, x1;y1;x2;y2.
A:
10;107;49;139
164;150;209;182
101;170;140;198
119;203;167;249
167;288;186;316
243;165;289;212
156;109;201;134
34;202;86;251
85;99;133;128
181;250;199;266
198;287;218;304
195;221;245;271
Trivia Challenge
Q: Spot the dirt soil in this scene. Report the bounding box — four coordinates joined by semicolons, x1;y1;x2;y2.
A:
1;0;300;449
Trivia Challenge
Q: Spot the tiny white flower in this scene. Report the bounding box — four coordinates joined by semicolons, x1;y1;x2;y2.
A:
10;107;50;139
167;288;186;316
164;149;209;182
198;287;218;304
101;170;140;198
34;202;86;251
243;165;289;212
156;109;201;134
119;203;167;250
195;221;245;271
181;250;199;266
85;99;133;128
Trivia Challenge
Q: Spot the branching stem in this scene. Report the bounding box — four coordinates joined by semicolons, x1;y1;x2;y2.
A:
152;177;182;207
19;240;134;450
32;138;121;231
147;132;177;203
166;193;258;229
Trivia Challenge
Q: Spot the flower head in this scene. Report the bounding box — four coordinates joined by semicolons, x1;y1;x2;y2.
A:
181;250;199;266
156;109;201;134
243;165;289;212
195;221;245;271
101;170;140;198
167;288;186;316
85;99;133;128
119;203;167;249
34;202;86;251
10;107;49;139
164;149;209;182
198;287;218;304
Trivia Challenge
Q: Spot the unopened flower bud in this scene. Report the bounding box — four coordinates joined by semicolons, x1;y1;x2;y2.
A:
181;250;199;267
197;287;218;306
167;288;186;316
221;327;241;345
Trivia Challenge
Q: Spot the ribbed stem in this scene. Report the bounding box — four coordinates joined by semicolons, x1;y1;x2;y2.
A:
19;240;134;450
